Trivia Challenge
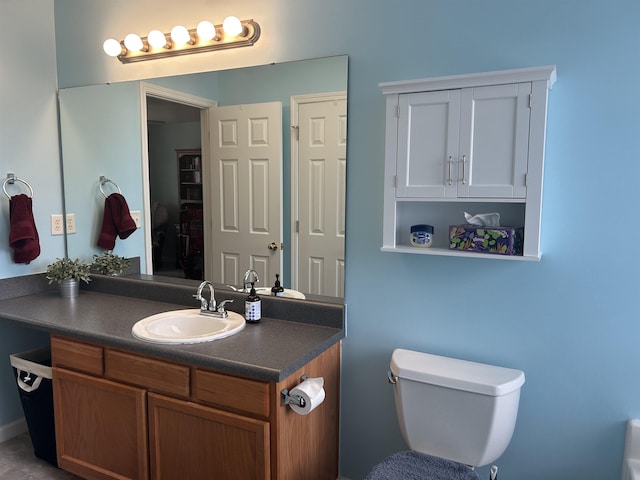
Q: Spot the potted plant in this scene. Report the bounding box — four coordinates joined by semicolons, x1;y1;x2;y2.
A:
91;251;131;276
46;257;91;297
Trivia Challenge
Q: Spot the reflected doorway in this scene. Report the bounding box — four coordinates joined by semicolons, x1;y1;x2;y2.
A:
146;96;204;279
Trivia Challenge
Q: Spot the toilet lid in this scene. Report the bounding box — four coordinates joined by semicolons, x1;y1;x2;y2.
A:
366;451;479;480
391;348;525;396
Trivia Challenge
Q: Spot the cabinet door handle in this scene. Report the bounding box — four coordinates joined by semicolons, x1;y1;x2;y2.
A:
447;156;453;185
461;154;467;185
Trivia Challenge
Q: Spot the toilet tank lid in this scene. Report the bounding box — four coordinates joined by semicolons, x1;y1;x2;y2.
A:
391;349;525;396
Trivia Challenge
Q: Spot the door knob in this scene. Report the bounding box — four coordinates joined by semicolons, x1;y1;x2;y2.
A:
268;242;279;251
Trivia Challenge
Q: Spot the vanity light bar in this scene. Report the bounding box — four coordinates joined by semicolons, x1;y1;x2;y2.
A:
104;18;261;64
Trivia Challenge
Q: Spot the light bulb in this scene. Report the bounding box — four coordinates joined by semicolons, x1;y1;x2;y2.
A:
147;30;168;49
103;38;123;57
171;25;191;46
222;16;243;36
124;33;143;52
197;20;217;41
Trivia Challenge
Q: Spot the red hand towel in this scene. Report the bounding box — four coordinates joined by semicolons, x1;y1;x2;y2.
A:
113;193;137;240
97;193;137;250
9;194;40;264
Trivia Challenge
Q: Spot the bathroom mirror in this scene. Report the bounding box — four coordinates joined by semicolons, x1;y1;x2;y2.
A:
59;55;347;300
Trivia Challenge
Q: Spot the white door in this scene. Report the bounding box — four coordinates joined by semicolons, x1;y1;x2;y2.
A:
293;94;347;297
208;102;283;288
458;82;531;198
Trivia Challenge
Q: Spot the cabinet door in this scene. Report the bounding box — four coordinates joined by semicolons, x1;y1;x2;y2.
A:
52;367;148;480
458;83;531;198
148;392;270;480
396;90;461;198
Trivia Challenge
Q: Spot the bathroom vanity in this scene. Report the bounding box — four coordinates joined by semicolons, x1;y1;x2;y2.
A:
51;335;339;480
0;275;344;480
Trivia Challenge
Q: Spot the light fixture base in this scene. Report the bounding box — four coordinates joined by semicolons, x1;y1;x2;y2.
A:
116;19;260;64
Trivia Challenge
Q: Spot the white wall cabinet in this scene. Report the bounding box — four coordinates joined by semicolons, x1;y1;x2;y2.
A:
381;66;556;260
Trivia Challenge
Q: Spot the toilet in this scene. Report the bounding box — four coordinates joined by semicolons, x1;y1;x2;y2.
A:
367;348;525;479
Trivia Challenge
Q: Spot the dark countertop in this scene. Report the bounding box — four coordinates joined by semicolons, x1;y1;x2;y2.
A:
0;275;345;383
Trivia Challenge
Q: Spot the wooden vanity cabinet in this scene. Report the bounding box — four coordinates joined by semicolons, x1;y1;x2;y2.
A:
51;335;340;480
52;368;149;480
148;393;270;480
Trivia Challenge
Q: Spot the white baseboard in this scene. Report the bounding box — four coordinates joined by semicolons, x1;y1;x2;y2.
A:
0;417;27;442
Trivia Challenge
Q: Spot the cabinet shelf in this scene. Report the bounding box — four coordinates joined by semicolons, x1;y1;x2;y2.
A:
381;245;540;261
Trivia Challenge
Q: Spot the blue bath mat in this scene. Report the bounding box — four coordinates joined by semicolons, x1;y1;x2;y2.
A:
366;450;479;480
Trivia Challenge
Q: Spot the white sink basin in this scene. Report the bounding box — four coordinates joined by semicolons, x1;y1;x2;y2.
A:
132;309;245;344
255;288;306;299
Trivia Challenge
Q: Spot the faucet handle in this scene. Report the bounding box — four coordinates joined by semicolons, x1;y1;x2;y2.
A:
192;293;208;311
217;299;233;313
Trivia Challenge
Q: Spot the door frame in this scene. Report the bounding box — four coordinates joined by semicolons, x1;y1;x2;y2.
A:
290;91;347;290
138;83;216;274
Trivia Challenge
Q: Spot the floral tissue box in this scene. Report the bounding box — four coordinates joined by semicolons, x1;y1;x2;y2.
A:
448;225;524;256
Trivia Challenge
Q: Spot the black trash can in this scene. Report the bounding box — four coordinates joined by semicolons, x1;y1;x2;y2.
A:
9;347;57;466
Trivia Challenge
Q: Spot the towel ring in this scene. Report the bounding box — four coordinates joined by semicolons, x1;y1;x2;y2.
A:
3;174;34;199
99;176;122;198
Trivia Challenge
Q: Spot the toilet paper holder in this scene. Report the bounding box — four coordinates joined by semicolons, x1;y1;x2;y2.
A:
280;375;308;408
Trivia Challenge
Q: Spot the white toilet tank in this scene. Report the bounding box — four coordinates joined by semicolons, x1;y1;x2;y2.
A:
390;348;525;467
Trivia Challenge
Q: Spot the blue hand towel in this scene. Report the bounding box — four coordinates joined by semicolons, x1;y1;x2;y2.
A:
366;450;479;480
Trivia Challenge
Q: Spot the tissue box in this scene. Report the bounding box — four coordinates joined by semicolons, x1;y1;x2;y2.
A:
448;225;523;256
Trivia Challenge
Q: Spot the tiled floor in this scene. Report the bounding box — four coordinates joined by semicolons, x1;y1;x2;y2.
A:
0;433;80;480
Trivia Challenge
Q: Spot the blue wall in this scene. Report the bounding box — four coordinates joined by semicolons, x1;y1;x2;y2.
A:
4;0;640;478
59;82;145;266
1;0;64;276
0;1;64;430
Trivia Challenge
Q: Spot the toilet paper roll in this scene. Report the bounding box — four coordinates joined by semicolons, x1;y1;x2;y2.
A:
289;377;325;415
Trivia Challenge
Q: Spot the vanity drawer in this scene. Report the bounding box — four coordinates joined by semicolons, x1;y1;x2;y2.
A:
105;349;190;397
51;336;103;376
194;369;270;418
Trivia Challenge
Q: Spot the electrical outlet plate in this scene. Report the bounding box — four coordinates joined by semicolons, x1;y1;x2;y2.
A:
51;214;64;235
66;213;76;234
130;210;141;228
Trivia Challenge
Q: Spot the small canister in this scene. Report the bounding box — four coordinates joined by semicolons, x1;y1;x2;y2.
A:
410;224;434;248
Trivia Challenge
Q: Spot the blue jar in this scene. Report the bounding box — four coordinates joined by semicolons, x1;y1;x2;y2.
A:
410;224;434;248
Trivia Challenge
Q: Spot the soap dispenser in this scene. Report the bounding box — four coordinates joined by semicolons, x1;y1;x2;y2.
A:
271;274;285;297
245;282;261;323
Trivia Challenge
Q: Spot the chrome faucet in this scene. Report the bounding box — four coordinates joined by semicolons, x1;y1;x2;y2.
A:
193;281;233;318
242;269;260;292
